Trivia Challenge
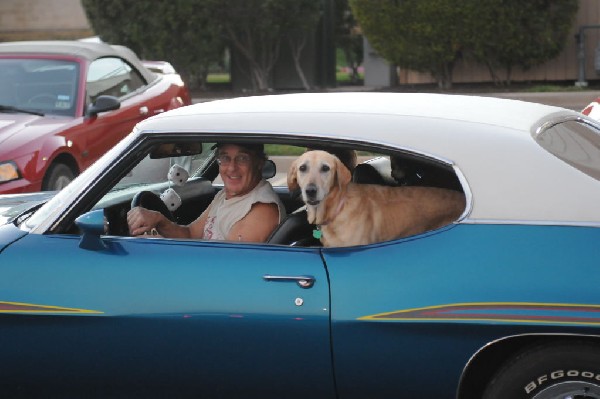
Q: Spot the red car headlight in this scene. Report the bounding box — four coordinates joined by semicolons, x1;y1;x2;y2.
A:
0;161;20;183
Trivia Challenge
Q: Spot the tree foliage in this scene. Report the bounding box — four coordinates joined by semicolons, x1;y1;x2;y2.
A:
83;0;322;92
468;0;579;85
350;0;472;89
216;0;322;91
81;0;224;90
350;0;579;88
335;0;363;84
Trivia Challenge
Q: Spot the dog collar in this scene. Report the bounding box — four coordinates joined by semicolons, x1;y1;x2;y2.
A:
313;195;346;239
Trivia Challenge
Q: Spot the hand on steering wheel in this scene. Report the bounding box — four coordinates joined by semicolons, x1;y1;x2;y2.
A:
128;191;176;236
131;191;176;221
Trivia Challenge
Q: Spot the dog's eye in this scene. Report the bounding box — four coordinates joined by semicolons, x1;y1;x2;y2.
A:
299;164;307;172
321;165;330;172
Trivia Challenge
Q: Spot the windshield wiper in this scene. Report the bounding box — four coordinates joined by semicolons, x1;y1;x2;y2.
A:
0;104;44;116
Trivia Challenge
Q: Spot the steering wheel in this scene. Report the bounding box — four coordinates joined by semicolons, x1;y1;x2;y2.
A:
131;191;176;222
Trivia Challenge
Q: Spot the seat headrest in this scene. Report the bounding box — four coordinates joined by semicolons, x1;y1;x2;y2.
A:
352;163;385;185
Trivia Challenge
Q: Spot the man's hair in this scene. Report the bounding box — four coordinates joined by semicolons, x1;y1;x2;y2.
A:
214;142;266;160
306;146;357;171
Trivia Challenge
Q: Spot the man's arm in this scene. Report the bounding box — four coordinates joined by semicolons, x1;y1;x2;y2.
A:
226;202;279;243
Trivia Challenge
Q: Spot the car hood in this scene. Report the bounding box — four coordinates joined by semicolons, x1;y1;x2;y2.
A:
0;191;55;225
0;112;72;150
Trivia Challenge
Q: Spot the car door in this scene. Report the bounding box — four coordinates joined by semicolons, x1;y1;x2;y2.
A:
324;226;482;399
77;57;158;169
0;234;334;398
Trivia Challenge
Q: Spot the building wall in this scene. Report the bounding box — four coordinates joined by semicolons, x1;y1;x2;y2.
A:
0;0;93;42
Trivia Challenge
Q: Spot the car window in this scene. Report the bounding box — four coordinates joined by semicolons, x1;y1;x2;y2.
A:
87;57;146;103
535;120;600;181
0;58;79;117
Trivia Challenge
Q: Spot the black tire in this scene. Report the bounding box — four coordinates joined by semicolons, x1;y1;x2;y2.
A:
42;163;75;191
483;342;600;399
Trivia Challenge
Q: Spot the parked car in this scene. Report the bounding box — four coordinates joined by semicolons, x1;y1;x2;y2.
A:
582;96;600;120
0;40;191;194
1;93;600;398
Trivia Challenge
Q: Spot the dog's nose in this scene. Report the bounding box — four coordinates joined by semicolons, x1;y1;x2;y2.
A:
305;183;318;199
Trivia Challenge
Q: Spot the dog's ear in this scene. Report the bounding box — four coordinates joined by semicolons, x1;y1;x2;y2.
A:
335;157;352;189
287;158;300;191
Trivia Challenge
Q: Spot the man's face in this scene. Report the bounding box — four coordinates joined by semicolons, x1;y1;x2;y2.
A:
217;144;262;198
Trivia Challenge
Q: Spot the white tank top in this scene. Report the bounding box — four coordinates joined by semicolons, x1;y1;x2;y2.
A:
203;180;285;240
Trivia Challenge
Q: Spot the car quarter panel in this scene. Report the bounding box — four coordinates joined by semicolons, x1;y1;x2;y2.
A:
324;223;600;398
0;234;335;398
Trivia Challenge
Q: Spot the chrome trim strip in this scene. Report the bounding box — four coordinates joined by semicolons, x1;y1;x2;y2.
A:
460;218;600;228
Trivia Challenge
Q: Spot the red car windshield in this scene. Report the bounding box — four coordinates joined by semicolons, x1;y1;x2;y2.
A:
0;58;80;117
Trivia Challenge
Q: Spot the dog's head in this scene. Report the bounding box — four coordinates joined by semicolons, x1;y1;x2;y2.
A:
288;150;352;206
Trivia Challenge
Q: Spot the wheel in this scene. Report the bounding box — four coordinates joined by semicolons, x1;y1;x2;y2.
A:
42;163;75;191
483;342;600;399
131;191;175;222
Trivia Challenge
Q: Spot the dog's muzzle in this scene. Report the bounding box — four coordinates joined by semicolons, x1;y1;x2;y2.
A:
304;183;320;205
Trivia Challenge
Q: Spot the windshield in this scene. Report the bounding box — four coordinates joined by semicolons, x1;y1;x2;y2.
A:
0;57;80;117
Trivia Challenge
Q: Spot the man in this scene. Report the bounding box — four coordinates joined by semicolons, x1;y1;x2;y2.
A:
127;143;284;242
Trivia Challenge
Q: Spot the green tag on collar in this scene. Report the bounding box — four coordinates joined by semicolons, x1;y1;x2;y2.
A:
313;228;322;239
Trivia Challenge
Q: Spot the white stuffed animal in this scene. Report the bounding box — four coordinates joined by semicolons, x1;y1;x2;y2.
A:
160;164;189;212
167;164;189;186
160;188;182;212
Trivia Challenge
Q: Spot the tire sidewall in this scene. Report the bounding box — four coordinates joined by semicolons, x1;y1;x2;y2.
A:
484;343;600;399
43;163;75;191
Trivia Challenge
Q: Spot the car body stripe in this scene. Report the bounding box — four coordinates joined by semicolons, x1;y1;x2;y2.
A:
358;302;600;326
0;301;102;314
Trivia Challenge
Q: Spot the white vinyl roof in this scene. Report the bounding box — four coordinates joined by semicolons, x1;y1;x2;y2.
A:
136;92;600;226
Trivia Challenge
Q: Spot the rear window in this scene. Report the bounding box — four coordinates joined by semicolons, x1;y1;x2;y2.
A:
535;120;600;181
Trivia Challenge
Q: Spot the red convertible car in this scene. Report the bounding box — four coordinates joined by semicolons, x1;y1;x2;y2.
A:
0;40;191;194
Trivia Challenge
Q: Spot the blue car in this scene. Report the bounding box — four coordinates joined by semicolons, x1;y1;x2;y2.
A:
1;92;600;398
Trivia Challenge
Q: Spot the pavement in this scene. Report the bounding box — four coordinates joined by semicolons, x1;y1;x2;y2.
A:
193;87;600;110
479;90;600;110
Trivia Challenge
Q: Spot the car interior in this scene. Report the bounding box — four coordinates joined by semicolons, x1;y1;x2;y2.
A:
79;139;464;247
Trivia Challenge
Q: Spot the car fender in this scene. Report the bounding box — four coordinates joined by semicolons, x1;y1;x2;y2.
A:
37;135;83;178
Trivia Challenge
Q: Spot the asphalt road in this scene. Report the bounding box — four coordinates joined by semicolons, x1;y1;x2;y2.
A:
481;90;600;110
193;88;600;110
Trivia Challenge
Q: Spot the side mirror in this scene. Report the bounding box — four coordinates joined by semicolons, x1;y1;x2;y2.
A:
262;159;276;179
75;209;108;250
85;95;120;118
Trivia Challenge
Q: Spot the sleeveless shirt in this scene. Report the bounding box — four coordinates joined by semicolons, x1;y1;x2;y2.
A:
203;180;285;241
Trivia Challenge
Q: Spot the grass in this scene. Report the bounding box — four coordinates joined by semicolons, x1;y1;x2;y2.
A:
206;71;364;85
265;144;305;156
207;73;230;84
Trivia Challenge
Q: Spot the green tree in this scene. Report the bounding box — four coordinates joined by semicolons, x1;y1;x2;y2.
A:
283;1;323;90
335;0;363;84
217;0;322;91
351;0;578;89
351;0;472;89
81;0;224;90
468;0;579;85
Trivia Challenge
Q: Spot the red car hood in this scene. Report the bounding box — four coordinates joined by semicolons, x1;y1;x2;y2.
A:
0;113;73;152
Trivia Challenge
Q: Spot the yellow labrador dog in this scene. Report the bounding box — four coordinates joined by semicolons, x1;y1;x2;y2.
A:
287;150;466;247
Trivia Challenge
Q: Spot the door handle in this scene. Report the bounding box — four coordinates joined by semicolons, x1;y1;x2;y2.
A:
263;274;315;289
